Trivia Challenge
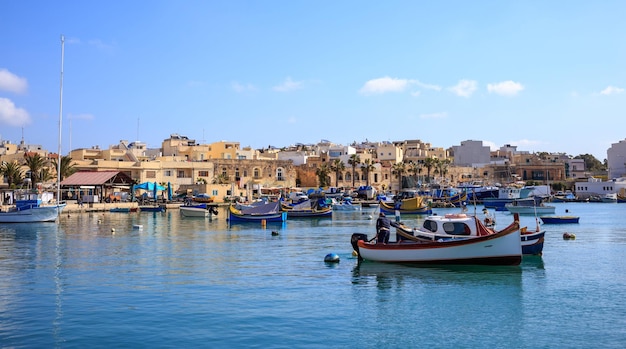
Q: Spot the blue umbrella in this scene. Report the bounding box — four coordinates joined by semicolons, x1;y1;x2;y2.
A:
167;182;172;201
153;181;158;202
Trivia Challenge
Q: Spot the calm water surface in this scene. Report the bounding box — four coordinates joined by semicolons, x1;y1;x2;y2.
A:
1;203;625;348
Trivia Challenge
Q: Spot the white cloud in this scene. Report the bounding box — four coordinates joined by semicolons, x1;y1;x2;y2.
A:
0;97;30;126
359;76;441;95
360;77;409;95
414;81;442;91
231;81;257;93
0;69;28;94
600;86;624;95
419;112;447;119
410;91;421;97
487;80;524;96
449;79;477;97
273;77;303;92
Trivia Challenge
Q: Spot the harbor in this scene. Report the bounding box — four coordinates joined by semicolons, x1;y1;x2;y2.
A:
1;202;625;347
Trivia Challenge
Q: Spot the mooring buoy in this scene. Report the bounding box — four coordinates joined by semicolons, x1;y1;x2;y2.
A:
324;253;340;263
563;232;576;240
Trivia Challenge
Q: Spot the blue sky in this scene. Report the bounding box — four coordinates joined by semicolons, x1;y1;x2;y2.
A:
1;1;624;161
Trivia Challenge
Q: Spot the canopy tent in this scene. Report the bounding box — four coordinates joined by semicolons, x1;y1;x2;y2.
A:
132;182;168;202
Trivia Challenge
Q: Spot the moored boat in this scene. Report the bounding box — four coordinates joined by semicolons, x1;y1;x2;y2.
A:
139;205;165;212
0;192;66;223
379;190;432;215
180;204;218;218
539;216;580;224
281;199;332;218
504;200;556;215
228;201;287;223
351;213;521;265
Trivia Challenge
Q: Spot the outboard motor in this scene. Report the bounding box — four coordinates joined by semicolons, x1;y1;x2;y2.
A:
351;233;369;260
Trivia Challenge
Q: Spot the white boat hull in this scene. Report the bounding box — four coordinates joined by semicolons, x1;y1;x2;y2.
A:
180;206;210;217
356;228;521;265
505;205;555;215
0;204;66;223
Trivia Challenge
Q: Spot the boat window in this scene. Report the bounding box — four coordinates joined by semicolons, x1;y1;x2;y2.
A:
442;222;471;236
422;220;438;232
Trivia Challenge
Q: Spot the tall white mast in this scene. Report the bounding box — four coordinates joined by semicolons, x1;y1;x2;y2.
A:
56;35;65;214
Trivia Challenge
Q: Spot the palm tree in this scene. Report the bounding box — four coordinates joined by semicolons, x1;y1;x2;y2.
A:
329;158;345;187
51;155;77;181
392;161;407;192
315;163;331;187
212;173;229;184
423;157;436;183
348;154;361;188
438;159;451;182
360;159;375;186
0;161;24;188
23;153;47;185
38;167;55;184
407;161;422;186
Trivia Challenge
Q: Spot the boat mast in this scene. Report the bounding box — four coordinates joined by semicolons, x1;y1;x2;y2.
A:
56;34;65;215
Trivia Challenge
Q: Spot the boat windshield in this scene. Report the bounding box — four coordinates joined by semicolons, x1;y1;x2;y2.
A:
442;222;471;235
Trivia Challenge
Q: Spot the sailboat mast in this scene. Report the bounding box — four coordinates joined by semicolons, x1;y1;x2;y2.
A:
56;35;65;213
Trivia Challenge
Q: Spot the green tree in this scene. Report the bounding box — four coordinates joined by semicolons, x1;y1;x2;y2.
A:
392;161;407;192
329;158;345;187
212;173;229;184
38;167;55;184
575;154;605;172
51;155;77;181
348;154;361;188
0;161;24;188
24;153;48;185
438;159;451;182
423;157;436;183
315;163;331;187
360;159;375;187
407;161;422;185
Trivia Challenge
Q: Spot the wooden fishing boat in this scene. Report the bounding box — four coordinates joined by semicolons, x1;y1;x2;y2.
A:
539;216;580;224
228;201;287;223
281;200;332;218
393;213;543;255
351;213;521;265
0;198;66;223
379;194;432;215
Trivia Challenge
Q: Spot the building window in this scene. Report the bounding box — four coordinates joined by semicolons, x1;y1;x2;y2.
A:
147;171;156;179
163;170;172;177
243;170;248;177
222;167;227;177
177;170;185;178
235;168;240;179
198;171;209;177
254;168;260;179
277;168;284;181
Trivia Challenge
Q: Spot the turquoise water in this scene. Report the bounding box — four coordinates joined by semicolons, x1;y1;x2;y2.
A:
1;203;625;348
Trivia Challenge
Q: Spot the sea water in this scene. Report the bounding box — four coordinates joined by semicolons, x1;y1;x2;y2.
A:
1;202;625;348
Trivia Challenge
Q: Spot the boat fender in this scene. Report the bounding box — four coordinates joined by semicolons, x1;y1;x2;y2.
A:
324;253;340;263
